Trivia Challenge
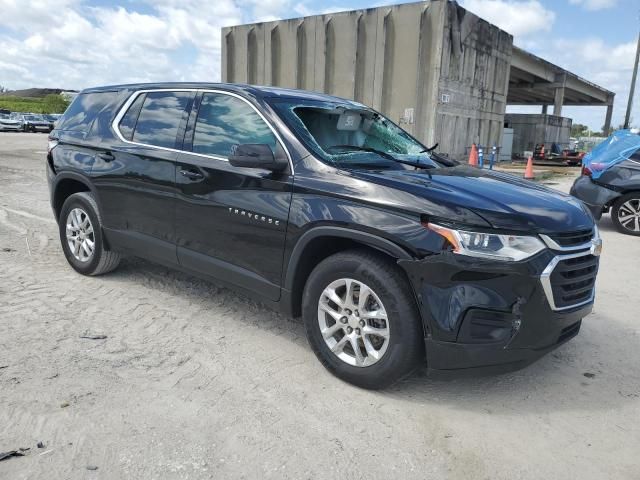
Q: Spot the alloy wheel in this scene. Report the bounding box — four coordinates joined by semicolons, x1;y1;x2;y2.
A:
317;278;390;367
617;198;640;233
65;207;95;262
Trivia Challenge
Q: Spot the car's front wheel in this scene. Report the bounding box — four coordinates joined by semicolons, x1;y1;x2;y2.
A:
302;250;424;389
58;192;121;275
611;193;640;236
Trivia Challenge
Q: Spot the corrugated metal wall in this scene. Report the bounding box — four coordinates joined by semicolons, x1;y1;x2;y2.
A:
222;0;513;161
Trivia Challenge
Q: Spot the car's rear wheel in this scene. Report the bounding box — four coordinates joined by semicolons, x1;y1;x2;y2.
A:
58;192;121;275
611;193;640;236
302;250;424;389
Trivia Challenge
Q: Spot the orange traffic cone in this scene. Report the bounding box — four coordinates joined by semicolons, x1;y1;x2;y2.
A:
468;143;478;166
524;156;535;179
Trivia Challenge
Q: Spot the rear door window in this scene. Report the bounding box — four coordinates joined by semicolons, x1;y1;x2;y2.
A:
131;91;192;149
192;93;277;158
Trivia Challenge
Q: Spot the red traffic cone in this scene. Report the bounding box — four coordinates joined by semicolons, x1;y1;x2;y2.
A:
524;156;535;179
468;143;478;166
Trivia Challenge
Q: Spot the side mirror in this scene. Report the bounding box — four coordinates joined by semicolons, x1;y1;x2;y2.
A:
228;144;288;171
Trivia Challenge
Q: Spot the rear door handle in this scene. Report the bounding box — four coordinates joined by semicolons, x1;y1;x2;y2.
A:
97;152;114;162
180;168;204;180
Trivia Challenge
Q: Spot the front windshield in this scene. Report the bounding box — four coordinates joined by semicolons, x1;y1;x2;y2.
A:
272;100;439;170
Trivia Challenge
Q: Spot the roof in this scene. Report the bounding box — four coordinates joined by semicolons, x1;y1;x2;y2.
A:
81;82;358;104
508;47;614;106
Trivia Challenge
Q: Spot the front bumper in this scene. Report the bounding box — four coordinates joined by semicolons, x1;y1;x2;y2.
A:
399;247;598;376
570;175;620;220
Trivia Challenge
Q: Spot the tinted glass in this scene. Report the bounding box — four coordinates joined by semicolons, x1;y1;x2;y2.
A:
118;93;145;141
58;91;119;132
271;99;438;170
193;93;277;158
133;91;192;149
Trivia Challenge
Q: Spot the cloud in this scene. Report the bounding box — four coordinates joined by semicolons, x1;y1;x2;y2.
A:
0;0;243;90
460;0;556;37
568;0;617;11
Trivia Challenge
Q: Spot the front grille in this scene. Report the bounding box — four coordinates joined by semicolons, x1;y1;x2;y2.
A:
549;254;598;309
546;229;593;248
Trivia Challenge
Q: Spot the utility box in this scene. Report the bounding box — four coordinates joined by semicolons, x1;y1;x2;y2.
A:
500;127;514;162
504;113;572;158
221;0;513;162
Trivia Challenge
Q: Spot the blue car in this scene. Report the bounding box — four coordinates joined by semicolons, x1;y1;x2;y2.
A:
571;130;640;236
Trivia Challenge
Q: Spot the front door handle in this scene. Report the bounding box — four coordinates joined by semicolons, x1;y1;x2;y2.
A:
180;169;204;180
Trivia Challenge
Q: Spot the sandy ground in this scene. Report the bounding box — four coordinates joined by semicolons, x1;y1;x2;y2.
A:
0;132;638;479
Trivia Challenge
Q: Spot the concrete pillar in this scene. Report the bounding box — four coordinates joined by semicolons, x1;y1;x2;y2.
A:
553;87;565;116
542;105;548;114
603;97;614;135
553;73;566;116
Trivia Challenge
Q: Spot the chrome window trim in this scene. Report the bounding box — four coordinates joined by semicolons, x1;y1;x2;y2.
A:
540;250;596;312
110;88;294;173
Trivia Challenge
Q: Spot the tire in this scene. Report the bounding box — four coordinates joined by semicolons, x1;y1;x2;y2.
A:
611;193;640;236
302;249;424;389
58;192;121;275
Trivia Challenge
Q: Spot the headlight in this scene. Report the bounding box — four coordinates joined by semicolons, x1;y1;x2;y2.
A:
427;223;546;261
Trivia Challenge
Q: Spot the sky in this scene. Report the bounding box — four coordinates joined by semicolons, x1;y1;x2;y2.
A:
0;0;638;130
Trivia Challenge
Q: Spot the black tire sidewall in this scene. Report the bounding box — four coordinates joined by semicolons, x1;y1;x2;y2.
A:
302;252;423;389
612;193;640;236
58;193;106;274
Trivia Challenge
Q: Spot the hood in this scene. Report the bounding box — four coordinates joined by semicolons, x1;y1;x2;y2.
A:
351;165;594;233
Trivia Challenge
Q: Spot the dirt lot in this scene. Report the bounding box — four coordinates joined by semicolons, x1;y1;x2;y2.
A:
1;132;639;479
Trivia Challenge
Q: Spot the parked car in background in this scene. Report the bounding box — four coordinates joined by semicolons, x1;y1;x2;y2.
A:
571;130;640;236
47;83;602;388
0;113;23;131
22;114;53;133
10;113;52;133
44;114;62;130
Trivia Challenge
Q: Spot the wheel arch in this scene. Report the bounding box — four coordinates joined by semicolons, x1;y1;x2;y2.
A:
283;227;415;318
52;173;98;222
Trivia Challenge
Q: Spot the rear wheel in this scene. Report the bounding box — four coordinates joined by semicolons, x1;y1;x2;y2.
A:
58;192;121;275
611;193;640;236
302;250;424;389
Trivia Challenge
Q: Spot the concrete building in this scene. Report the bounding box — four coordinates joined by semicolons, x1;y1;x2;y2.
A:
222;0;614;161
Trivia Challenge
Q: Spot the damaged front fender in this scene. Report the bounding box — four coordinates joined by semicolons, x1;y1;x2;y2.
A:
398;251;551;344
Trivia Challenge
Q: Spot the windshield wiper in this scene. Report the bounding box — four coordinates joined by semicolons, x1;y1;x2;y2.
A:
420;143;439;153
329;145;435;170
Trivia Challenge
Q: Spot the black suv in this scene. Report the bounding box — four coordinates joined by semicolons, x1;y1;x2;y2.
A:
47;83;602;388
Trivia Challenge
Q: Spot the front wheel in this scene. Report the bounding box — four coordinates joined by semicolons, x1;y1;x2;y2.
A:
302;250;424;389
611;193;640;236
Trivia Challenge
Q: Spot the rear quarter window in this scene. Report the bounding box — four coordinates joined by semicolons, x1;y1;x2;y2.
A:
57;91;119;133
